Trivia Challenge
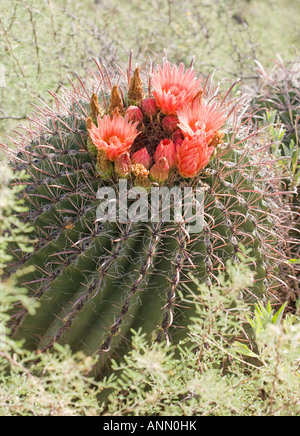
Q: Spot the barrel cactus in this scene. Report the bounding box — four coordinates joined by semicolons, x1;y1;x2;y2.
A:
2;55;290;373
251;59;300;300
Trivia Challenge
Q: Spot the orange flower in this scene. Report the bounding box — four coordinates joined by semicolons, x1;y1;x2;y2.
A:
177;100;226;141
152;61;203;115
176;131;214;178
88;114;139;161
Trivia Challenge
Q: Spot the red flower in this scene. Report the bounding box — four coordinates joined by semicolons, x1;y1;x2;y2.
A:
154;139;176;169
88;114;139;161
177;100;226;141
152;61;203;115
176;131;214;178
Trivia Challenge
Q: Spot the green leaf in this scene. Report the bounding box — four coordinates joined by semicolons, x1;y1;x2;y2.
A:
256;302;271;320
233;342;260;359
272;302;287;326
266;301;272;315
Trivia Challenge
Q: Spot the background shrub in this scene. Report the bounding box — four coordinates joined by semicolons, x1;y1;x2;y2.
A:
1;0;300;136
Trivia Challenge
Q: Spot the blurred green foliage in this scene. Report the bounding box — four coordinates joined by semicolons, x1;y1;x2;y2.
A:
0;167;34;271
0;0;299;136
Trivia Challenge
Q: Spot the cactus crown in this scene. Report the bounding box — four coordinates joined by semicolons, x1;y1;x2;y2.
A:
1;55;292;374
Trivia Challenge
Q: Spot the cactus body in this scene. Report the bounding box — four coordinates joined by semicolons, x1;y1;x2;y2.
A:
2;58;290;372
252;60;300;299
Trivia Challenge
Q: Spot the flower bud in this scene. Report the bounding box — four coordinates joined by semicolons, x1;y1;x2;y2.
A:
172;128;184;148
131;147;152;169
114;152;132;178
125;105;144;123
149;157;170;185
140;98;158;117
154;139;176;169
161;115;179;133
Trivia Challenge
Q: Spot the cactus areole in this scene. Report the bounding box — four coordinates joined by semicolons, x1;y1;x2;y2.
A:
2;55;289;374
